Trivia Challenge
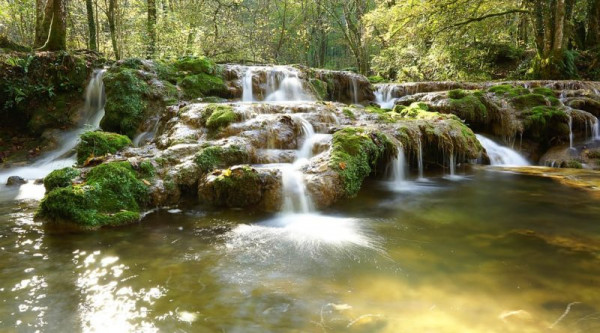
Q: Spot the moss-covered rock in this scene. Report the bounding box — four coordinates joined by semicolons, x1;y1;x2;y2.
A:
488;84;529;97
511;93;549;110
37;162;150;228
447;91;487;124
76;131;132;165
205;104;239;130
173;56;217;74
309;79;328;100
522;106;569;141
195;145;250;173
330;127;393;197
178;73;228;99
567;97;600;116
43;167;80;192
101;67;150;138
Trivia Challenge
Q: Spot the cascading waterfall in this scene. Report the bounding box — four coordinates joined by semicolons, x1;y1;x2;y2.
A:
387;146;408;189
591;117;600;141
0;69;106;185
0;69;106;201
264;67;313;102
351;77;359;105
448;153;456;177
374;85;397;109
568;114;574;149
476;134;530;166
242;68;254;102
417;137;424;180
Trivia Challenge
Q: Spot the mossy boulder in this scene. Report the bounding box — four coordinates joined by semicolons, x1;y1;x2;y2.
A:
447;90;488;125
488;84;529;97
37;162;151;228
511;94;549;110
198;165;282;210
195;145;250;173
567;97;600;116
178;73;228;99
43;167;80;192
173;56;217;74
76;131;132;165
330;127;393;197
101;67;150;138
522;106;569;141
309;79;328;100
205;104;240;130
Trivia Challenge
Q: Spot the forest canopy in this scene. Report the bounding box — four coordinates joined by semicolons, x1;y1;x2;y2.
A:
1;0;599;81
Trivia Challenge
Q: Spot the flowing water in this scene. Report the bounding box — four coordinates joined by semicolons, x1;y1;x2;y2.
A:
592;117;600;141
0;69;106;200
374;84;398;109
476;134;530;166
1;170;599;332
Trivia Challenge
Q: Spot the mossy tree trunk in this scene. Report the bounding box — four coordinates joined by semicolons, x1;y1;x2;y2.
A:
528;0;577;79
86;0;97;51
108;0;120;60
147;0;157;59
39;0;67;51
33;0;47;48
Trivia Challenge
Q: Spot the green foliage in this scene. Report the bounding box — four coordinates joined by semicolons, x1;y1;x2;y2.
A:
448;89;468;99
101;67;149;138
195;145;249;173
530;50;578;80
368;75;386;83
342;107;356;119
76;131;132;165
43;167;80;192
309;79;328;100
205;104;239;130
37;162;150;228
330;127;392;197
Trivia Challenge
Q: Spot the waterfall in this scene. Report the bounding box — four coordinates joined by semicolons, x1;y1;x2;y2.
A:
568;114;574;149
278;116;318;214
351;77;359;104
417;137;424;180
133;116;161;147
374;85;397;109
592;117;600;141
264;67;313;102
448;153;456;177
0;69;106;189
388;146;408;189
242;68;254;102
476;134;530;166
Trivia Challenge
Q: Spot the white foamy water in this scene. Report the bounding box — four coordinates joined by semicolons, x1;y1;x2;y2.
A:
476;134;530;166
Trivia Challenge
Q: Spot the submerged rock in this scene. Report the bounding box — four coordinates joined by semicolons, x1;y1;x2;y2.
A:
6;176;26;186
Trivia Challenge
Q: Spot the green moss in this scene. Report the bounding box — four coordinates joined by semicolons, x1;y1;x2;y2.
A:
330;127;393;197
448;89;468;99
368;75;386;84
563;160;583;169
396;102;441;119
210;166;262;207
195;145;249;173
43;167;80;192
392;105;407;113
309;79;328;100
522;106;569;140
532;87;556;97
173;56;217;74
342;108;356;120
178;73;227;99
138;160;156;178
76;131;132;165
205;104;239;130
101;68;149;138
488;84;529;97
448;94;488;123
511;94;549;110
37;162;150;228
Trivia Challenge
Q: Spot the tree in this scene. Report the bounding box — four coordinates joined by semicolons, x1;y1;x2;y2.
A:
86;0;97;51
107;0;119;59
39;0;67;51
147;0;157;58
34;0;47;48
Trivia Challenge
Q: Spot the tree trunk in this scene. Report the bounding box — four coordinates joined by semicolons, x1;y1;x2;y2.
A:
86;0;97;51
588;0;600;48
147;0;157;58
34;0;47;48
39;0;67;51
108;0;120;59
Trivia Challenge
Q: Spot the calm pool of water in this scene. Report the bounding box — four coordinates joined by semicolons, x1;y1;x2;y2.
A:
1;169;599;332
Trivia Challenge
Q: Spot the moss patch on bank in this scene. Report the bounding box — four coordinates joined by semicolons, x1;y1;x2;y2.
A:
330;127;393;197
43;167;80;192
37;161;151;228
77;131;132;165
195;145;250;173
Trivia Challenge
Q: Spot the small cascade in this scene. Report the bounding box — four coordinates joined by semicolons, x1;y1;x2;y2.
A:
448;153;456;177
417;137;424;180
568;114;574;149
351;77;359;104
374;85;397;109
476;134;530;166
242;68;254;102
388;147;408;188
0;69;106;190
264;67;313;102
591;117;600;141
133;116;161;147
